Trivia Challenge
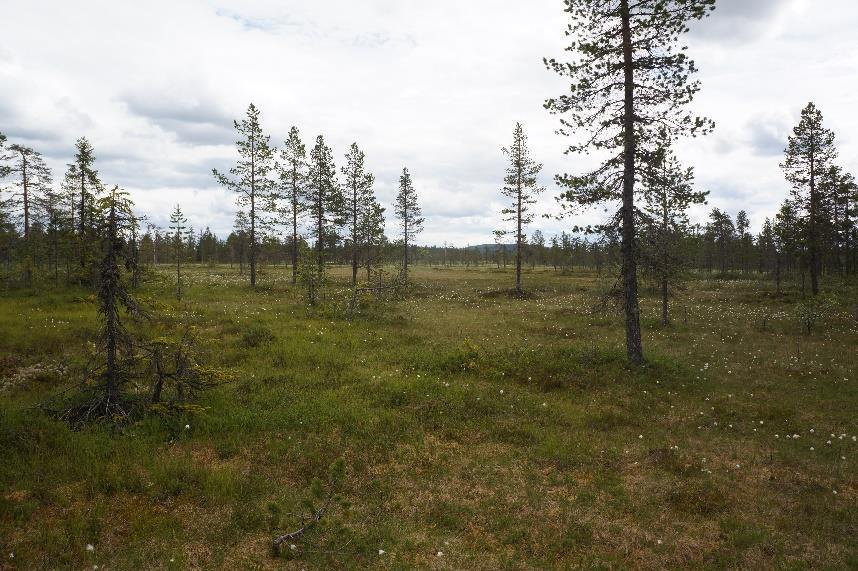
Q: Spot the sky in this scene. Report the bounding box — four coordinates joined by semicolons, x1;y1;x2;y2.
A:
1;0;856;246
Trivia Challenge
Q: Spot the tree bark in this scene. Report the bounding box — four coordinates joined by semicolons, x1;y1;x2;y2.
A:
620;0;644;364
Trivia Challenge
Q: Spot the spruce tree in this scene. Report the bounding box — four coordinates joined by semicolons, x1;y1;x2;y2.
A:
169;204;191;300
499;123;544;292
394;167;424;277
342;142;376;285
545;0;715;364
213;103;276;288
277;126;307;284
306;135;343;272
94;186;141;416
781;102;837;296
65;137;101;273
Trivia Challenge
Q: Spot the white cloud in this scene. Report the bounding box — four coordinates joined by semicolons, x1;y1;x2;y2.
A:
1;0;856;245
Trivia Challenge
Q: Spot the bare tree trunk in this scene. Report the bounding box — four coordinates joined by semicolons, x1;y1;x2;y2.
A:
291;196;298;285
620;0;644;365
516;175;523;292
250;156;257;288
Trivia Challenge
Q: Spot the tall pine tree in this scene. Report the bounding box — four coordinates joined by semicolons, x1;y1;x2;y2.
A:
277;126;307;285
781;103;837;296
7;144;52;283
545;0;715;364
394;167;423;278
499;123;544;293
306;135;343;272
213;103;276;288
342;142;376;286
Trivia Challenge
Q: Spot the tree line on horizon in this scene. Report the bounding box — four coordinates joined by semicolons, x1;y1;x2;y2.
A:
0;0;856;366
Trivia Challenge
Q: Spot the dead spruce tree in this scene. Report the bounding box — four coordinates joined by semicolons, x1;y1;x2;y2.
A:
545;0;715;364
170;204;192;300
640;135;707;325
277;126;308;285
342;142;376;286
781;102;837;296
213;103;276;288
499;123;544;293
394;167;423;279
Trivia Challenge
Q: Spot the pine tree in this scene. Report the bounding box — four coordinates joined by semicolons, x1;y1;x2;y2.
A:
306;135;343;272
342;143;376;286
277;126;307;285
774;200;803;293
820;165;856;276
7;144;52;283
545;0;715;364
213;103;276;288
232;210;250;274
735;210;751;273
394;167;424;277
37;184;70;284
169;204;192;300
640;138;707;325
781;102;837;296
499;123;544;292
706;208;735;274
357;198;386;281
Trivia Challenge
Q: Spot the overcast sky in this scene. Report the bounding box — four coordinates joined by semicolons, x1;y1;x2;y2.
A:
2;0;856;245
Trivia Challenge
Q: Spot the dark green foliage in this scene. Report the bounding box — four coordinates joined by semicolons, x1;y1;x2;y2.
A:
545;0;715;364
213;103;276;288
394;167;423;277
498;123;544;293
306;135;344;273
277;126;308;285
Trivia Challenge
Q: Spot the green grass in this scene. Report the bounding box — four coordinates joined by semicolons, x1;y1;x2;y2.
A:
0;264;856;569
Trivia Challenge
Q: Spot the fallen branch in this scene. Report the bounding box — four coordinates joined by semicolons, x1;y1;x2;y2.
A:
272;501;329;554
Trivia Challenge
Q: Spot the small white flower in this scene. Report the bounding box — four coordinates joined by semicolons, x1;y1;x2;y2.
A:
184;424;190;430
378;549;385;555
437;551;444;557
657;539;663;545
290;544;297;551
638;435;643;439
86;544;95;552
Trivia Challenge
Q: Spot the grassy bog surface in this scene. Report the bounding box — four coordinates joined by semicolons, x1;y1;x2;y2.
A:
0;264;856;569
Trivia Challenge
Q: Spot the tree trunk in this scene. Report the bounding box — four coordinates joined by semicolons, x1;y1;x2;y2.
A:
620;0;644;365
292;186;299;285
249;135;257;288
